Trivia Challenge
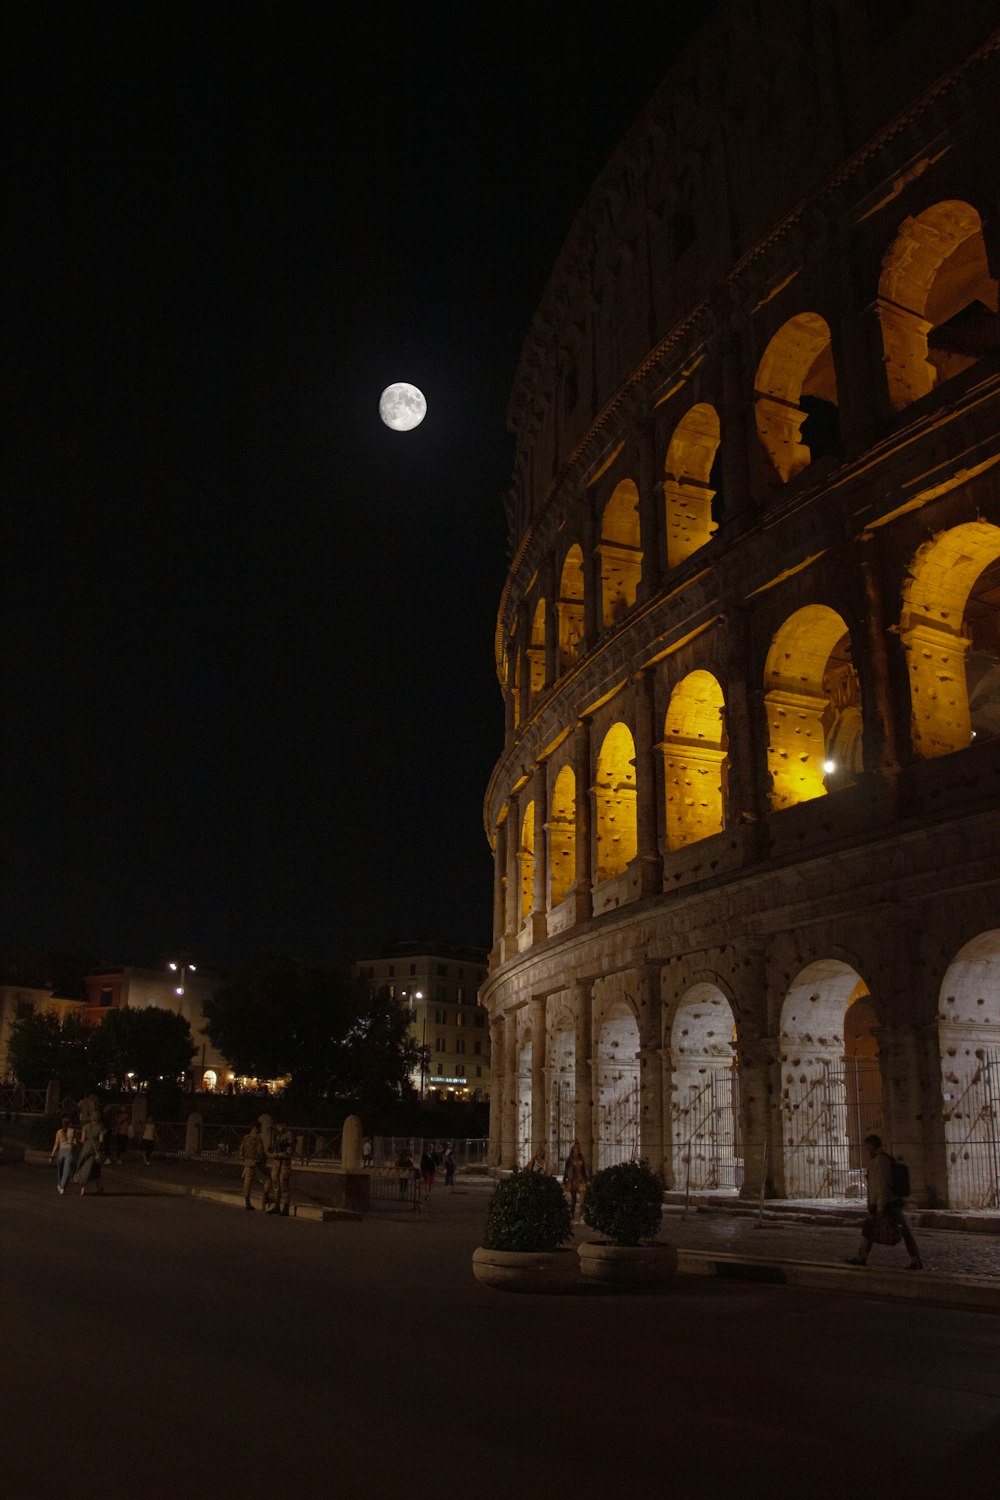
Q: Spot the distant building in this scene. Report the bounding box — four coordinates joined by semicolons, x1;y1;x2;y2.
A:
0;948;86;1081
82;964;231;1090
352;942;490;1102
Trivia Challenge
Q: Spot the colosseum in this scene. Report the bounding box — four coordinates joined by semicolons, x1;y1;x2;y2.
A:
481;1;1000;1210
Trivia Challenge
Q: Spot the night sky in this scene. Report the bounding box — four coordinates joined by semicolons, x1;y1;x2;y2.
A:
4;1;719;968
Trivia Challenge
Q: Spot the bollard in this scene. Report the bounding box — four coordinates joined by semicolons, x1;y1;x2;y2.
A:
185;1111;203;1158
45;1080;61;1118
342;1114;363;1171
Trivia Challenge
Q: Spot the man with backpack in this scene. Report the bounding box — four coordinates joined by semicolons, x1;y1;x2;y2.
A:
845;1134;923;1269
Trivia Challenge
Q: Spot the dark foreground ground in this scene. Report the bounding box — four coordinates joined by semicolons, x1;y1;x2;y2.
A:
3;1166;999;1500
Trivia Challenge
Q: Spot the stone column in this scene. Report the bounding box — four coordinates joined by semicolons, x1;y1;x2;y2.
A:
878;1021;947;1209
530;996;547;1162
636;963;665;1178
723;607;766;848
542;559;558;689
572;717;593;923
504;789;520;939
737;1036;780;1201
858;538;902;781
631;669;663;897
529;763;548;943
581;512;600;647
488;1016;504;1166
573;979;594;1168
491;817;507;955
635;416;663;600
504;633;517;739
516;604;531;728
501;1013;519;1169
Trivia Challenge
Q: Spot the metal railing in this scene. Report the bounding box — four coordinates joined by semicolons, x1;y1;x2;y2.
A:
367;1165;423;1212
782;1058;883;1200
0;1084;47;1115
673;1067;743;1192
942;1046;1000;1209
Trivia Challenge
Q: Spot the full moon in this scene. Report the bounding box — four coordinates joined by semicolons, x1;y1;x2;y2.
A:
379;382;427;431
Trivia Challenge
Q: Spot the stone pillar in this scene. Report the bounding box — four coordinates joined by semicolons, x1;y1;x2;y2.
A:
635;416;663;600
491;817;507;955
529;763;548;943
530;996;547;1162
504;633;517;739
631;669;663;896
573;717;593;923
44;1080;60;1117
542;560;558;689
131;1093;149;1137
723;608;766;844
258;1113;275;1153
184;1111;202;1159
878;1022;947;1209
737;1038;780;1201
488;1016;504;1166
573;979;594;1168
636;963;665;1178
876;296;935;411
859;538;901;779
501;1013;519;1169
342;1114;363;1171
516;604;531;728
504;789;520;938
581;513;600;648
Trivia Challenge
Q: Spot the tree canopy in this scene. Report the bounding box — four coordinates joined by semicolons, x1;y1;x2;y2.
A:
204;959;423;1106
95;1006;195;1089
6;1006;93;1093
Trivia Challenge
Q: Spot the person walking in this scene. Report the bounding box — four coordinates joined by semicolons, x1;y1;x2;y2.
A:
140;1117;158;1166
845;1134;923;1269
563;1141;588;1221
74;1115;107;1195
264;1120;295;1216
443;1144;456;1190
49;1117;76;1195
240;1120;266;1211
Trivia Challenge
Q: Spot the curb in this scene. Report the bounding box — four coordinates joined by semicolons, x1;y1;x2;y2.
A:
676;1248;1000;1315
191;1187;361;1222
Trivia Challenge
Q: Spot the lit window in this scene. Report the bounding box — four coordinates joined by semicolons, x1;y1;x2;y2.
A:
456;1011;465;1027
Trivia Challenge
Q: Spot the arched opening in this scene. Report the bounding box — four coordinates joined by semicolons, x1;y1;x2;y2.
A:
878;200;998;411
547;1011;576;1168
663;403;721;568
670;984;740;1192
548;764;576;907
594;723;637;881
780;961;884;1199
595;998;640;1170
764;605;863;809
517;1033;533;1166
518;801;535;928
900;521;1000;757
599;480;642;626
557;545;585;673
202;1069;218;1092
528;599;546;702
937;931;1000;1209
663;671;728;849
755;313;839;487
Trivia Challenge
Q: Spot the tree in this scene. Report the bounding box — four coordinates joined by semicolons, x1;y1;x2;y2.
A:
7;1005;94;1094
204;959;422;1107
94;1006;195;1090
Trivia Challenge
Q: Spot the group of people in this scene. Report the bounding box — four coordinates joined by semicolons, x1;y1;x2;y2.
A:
240;1118;295;1215
49;1096;159;1196
393;1142;457;1197
525;1142;589;1219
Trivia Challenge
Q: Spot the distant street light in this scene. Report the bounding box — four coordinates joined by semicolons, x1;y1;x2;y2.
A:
402;989;426;1097
168;960;196;997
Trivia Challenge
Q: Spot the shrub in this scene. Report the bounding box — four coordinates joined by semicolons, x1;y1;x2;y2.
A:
482;1168;573;1252
582;1159;664;1246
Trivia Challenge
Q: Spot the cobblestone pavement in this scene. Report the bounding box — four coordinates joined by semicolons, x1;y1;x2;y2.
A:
653;1206;1000;1278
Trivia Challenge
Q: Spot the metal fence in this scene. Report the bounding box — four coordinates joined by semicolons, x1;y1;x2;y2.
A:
367;1165;424;1212
782;1057;883;1200
673;1067;743;1193
942;1046;1000;1209
0;1084;47;1115
595;1079;640;1170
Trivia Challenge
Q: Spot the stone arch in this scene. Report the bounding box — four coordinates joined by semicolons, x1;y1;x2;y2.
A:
779;960;884;1199
662;670;728;849
594;722;637;881
764;604;863;809
548;763;576;907
595;993;640;1170
663;402;721;567
557;544;585;673
900;521;1000;757
754;313;839;487
546;1000;577;1167
599;480;642;626
878;200;998;410
937;930;1000;1209
518;801;535;927
528;599;546;702
669;983;740;1192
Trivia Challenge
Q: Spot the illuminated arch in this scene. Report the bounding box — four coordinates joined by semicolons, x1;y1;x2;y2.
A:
595;995;640;1170
548;764;576;907
528;599;546;702
599;480;642;626
764;605;863;809
518;800;535;926
878;200;998;410
594;723;637;881
779;961;883;1199
937;931;1000;1208
557;545;585;673
754;313;839;487
900;521;1000;757
663;403;720;568
662;670;728;849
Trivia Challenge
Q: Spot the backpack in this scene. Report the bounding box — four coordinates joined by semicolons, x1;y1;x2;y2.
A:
889;1156;910;1201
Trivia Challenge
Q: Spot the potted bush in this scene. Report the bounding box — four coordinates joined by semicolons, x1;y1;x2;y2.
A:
578;1159;677;1286
472;1167;576;1292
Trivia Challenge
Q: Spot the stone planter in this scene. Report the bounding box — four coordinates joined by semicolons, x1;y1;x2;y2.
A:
472;1246;580;1293
578;1240;678;1286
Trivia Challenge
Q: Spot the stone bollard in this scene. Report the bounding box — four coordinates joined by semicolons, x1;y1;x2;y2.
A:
185;1111;203;1158
45;1081;61;1117
132;1094;149;1137
258;1113;275;1153
342;1115;363;1171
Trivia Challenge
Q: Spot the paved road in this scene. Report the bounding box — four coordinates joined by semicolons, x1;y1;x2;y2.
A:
3;1166;999;1499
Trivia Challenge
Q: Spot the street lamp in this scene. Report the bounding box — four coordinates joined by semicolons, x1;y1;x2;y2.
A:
168;961;196;997
402;989;426;1096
